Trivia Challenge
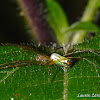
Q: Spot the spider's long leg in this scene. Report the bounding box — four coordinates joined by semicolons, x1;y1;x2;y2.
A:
0;60;21;67
67;57;100;69
0;62;27;70
54;47;64;53
54;44;71;54
82;57;100;69
64;50;100;56
51;67;61;82
0;60;39;70
0;61;20;70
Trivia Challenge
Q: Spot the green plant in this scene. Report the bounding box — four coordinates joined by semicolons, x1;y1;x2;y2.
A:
0;0;100;100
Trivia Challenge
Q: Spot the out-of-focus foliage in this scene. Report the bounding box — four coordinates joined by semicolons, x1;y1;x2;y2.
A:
46;0;69;44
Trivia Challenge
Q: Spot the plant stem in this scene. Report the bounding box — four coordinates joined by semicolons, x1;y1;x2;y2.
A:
81;0;100;21
17;0;57;46
71;0;100;45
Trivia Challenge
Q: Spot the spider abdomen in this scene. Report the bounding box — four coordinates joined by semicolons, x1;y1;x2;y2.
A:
50;53;71;67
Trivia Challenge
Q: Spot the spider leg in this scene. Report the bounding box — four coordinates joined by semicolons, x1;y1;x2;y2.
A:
64;50;100;56
0;60;40;70
0;62;27;70
67;57;100;69
0;60;21;67
82;57;100;69
54;44;71;55
54;46;64;53
0;61;21;70
51;67;62;82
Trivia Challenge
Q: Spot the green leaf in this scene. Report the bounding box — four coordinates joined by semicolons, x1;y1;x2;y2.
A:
46;0;69;44
0;65;64;99
73;32;100;50
68;55;100;99
66;33;100;99
0;33;100;100
66;21;99;32
0;44;64;100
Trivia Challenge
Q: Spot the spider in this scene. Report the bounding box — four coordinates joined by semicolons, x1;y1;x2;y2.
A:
35;49;100;81
0;46;100;82
36;50;100;68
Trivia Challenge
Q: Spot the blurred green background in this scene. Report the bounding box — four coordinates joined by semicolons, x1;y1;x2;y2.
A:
0;0;97;43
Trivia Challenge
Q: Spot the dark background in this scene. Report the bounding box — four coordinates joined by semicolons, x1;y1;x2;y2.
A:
0;0;99;43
